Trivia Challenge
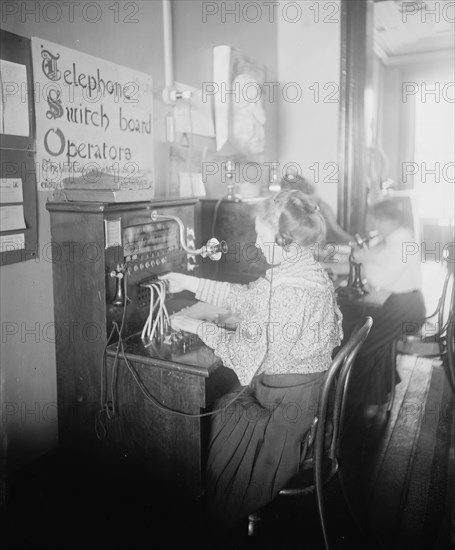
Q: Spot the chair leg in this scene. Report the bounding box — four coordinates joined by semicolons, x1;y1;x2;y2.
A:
387;340;397;414
445;326;455;393
315;462;330;550
247;511;262;536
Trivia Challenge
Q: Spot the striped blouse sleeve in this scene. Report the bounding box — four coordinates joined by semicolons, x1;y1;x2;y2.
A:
195;277;262;311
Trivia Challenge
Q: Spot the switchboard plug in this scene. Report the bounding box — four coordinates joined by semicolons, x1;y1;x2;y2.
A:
139;271;170;287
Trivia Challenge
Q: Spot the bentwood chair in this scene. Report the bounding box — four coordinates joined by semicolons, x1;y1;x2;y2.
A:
389;266;454;405
247;316;373;550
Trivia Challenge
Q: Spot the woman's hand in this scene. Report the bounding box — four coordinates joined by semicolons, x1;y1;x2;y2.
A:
169;314;204;335
159;272;199;294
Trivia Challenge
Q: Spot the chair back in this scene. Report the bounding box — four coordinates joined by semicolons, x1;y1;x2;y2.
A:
315;316;373;471
437;269;454;340
439;268;455;390
314;316;373;550
446;308;455;391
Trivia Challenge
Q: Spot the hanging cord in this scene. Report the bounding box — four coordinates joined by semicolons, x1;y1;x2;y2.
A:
211;195;227;280
95;271;129;439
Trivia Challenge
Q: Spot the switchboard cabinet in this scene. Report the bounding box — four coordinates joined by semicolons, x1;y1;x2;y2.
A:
46;199;236;498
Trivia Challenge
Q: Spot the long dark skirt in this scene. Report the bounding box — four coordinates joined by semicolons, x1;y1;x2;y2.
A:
352;290;426;404
205;371;324;526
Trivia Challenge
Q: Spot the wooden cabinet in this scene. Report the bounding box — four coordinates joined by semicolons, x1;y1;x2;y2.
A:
46;199;236;499
103;335;237;498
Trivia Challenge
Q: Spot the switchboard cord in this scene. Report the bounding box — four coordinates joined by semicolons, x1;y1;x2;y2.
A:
95;272;129;439
141;280;170;344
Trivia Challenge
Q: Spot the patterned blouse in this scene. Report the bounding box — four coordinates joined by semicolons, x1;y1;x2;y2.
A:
195;248;343;385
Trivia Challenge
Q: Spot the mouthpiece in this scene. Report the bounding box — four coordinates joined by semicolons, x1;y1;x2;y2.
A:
201;238;228;261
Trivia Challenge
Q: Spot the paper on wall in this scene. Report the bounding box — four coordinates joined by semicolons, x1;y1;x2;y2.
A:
0;59;29;136
0;205;26;231
0;233;25;253
0;178;24;204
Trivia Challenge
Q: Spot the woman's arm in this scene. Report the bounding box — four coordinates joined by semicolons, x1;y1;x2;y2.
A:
190;286;340;385
159;272;199;294
195;278;262;310
161;272;263;319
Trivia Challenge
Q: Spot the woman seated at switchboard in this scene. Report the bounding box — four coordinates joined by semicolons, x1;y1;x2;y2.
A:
353;198;426;406
161;189;343;527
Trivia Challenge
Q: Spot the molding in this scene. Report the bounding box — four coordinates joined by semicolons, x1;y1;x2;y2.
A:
380;48;455;67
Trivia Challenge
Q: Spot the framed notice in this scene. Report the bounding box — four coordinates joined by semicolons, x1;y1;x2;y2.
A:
31;37;154;192
0;30;38;266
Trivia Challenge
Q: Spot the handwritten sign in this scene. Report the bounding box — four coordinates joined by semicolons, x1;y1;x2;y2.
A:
31;38;154;192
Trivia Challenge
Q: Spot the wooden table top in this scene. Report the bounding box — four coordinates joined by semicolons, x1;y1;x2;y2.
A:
336;284;392;309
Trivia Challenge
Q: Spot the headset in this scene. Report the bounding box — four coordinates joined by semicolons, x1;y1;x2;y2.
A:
275;231;293;248
273;190;294;248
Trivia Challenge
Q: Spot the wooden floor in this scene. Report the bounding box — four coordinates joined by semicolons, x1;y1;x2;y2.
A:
340;356;454;550
2;353;454;549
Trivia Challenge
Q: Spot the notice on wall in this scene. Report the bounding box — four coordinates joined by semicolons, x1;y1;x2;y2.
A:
0;205;26;231
31;37;154;192
0;178;24;203
0;59;29;136
0;233;25;253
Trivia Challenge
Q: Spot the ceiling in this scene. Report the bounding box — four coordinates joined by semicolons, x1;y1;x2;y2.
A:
374;0;455;61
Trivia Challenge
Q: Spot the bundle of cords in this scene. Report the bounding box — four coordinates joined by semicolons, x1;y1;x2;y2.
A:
141;280;170;345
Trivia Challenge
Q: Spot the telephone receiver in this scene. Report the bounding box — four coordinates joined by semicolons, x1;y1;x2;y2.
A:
200;238;228;261
352;230;380;248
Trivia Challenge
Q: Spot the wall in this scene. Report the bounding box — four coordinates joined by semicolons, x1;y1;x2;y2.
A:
172;0;279;196
379;52;455;189
277;0;341;213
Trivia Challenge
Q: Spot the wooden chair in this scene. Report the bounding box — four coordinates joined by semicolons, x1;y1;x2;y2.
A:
247;316;373;550
389;267;454;405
